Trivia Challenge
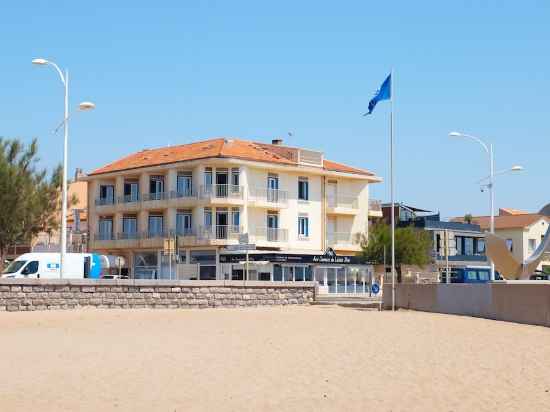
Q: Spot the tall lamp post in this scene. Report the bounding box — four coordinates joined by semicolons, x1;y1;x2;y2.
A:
33;58;95;278
449;131;522;281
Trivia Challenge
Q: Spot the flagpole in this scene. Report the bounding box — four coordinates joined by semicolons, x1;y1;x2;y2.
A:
390;68;396;312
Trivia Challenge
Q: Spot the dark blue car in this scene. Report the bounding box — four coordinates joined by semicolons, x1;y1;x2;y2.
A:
441;267;501;283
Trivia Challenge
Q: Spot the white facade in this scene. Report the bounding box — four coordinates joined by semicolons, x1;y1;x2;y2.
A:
86;150;381;281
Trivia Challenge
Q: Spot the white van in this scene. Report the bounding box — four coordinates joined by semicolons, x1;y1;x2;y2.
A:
1;253;126;279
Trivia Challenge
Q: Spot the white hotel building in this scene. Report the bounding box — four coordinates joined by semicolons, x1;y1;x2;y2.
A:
85;138;382;292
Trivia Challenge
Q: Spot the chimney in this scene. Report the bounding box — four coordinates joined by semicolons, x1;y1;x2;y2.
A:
74;168;84;181
272;138;283;146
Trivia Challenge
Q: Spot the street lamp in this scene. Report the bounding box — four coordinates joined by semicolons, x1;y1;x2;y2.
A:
448;131;522;281
33;58;95;279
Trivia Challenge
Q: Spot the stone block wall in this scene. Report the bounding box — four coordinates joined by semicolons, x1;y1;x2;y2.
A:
0;280;315;312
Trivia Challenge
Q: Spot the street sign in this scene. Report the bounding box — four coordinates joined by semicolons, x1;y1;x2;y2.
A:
225;244;256;251
163;238;176;254
371;283;380;295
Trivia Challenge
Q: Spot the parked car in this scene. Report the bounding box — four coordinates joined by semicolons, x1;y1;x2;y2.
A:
440;266;502;283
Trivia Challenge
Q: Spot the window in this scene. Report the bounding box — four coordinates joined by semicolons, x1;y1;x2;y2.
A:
478;271;489;281
466;270;477;281
22;261;39;275
148;215;164;237
231;168;240;187
204;168;213;187
204;208;213;227
455;236;463;255
98;217;113;239
267;212;279;241
528;238;537;252
149;176;164;199
506;239;513;252
298;177;309;201
177;172;193;196
176;210;193;235
124;181;139;202
122;216;137;237
267;174;279;202
464;237;474;255
476;238;486;255
99;185;114;204
298;215;309;237
232;208;240;227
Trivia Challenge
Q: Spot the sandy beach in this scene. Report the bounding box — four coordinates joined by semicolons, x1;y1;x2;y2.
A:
1;306;549;412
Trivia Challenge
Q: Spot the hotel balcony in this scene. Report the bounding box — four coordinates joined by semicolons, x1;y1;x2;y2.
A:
326;195;359;216
175;227;199;247
253;227;288;247
94;197;116;213
248;187;288;209
116;231;140;248
141;192;170;210
140;231;169;248
92;232;116;249
169;189;198;207
326;232;362;252
199;184;244;205
198;225;243;245
116;194;141;212
368;199;383;217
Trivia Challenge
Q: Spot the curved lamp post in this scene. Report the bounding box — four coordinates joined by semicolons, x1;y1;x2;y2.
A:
33;58;95;279
449;131;523;281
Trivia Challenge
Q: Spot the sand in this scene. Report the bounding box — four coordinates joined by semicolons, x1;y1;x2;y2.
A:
1;306;550;412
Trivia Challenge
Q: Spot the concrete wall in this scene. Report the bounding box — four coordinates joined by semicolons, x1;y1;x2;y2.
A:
0;279;315;312
383;281;550;327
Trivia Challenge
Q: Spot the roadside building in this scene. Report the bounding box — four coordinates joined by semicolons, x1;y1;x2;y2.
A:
454;208;550;273
381;203;488;275
84;137;382;291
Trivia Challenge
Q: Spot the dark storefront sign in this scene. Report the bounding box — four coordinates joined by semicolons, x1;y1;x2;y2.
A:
219;251;365;265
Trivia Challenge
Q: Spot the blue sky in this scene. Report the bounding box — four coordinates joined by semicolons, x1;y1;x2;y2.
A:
1;1;548;218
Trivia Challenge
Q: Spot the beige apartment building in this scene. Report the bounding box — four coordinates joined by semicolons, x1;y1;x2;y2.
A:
85;138;382;289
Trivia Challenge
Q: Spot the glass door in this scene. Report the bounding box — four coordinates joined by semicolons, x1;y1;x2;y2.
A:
216;209;228;239
177;173;193;197
267;174;279;202
267;213;278;241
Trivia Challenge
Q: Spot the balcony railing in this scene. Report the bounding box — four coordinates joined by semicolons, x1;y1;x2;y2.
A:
95;197;115;206
117;231;140;240
255;227;288;242
118;194;140;204
327;232;359;245
142;192;168;202
170;189;197;199
175;227;195;236
249;187;288;205
94;233;115;241
326;195;359;209
199;225;242;240
200;184;243;199
143;230;171;239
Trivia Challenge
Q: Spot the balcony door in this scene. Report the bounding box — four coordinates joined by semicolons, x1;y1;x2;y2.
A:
216;209;228;239
98;217;113;239
148;215;164;237
267;213;279;241
122;216;137;239
267;174;279;202
99;185;114;204
327;182;337;208
177;173;193;196
124;181;139;202
150;176;164;200
216;170;228;197
176;211;192;235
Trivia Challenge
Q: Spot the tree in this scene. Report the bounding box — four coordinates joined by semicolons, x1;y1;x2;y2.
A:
0;138;63;269
464;213;473;224
361;222;432;280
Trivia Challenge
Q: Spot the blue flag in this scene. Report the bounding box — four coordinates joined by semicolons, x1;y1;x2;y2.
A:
364;73;391;116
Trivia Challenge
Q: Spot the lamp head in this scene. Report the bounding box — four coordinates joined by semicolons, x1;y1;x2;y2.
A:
32;58;49;65
78;101;96;111
511;165;524;172
449;132;462;138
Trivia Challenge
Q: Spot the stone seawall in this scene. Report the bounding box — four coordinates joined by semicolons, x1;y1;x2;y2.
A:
0;279;315;312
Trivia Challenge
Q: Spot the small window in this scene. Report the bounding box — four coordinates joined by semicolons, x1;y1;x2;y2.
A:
466;270;477;281
22;261;39;275
528;238;536;252
478;271;489;281
231;168;240;187
298;177;309;201
298;216;309;237
506;239;513;252
232;208;240;227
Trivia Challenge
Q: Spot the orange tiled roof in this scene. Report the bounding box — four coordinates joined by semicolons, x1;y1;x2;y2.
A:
454;214;549;230
89;138;376;177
